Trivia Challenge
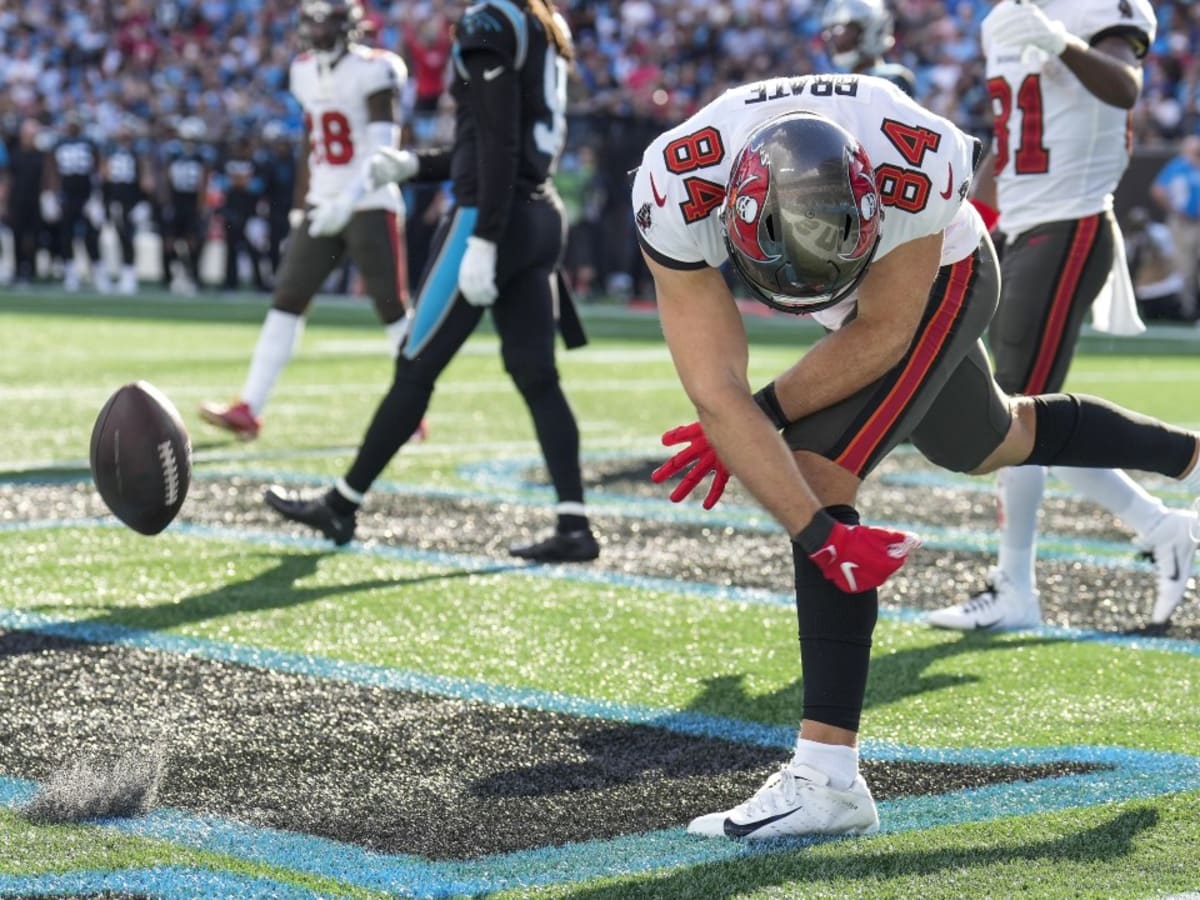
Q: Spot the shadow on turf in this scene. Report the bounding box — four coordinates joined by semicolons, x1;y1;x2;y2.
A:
682;632;1067;723
15;551;522;635
559;806;1160;899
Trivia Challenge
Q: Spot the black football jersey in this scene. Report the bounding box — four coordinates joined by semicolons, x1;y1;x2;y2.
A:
166;149;207;196
448;0;567;204
103;145;140;186
54;138;98;196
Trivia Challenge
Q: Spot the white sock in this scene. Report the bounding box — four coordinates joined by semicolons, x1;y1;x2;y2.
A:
1052;467;1167;537
997;466;1045;594
241;309;304;417
792;738;858;790
385;314;409;358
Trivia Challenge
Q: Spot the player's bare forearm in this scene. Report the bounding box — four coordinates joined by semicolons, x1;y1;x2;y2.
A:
769;233;943;422
648;255;823;535
1060;35;1142;109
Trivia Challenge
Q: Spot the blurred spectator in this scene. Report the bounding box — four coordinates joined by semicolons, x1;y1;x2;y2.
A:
100;118;148;294
45;112;105;293
257;120;297;283
557;142;606;299
1125;205;1187;322
159;116;211;294
7;120;47;285
1150;134;1200;319
218;135;267;292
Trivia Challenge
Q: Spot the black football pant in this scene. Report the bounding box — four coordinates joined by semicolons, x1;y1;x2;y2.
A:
61;193;100;264
343;196;583;507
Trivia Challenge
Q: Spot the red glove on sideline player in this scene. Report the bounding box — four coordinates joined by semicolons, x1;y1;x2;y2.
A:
650;422;730;510
795;511;920;593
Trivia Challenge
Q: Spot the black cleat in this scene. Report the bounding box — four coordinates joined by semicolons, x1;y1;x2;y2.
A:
264;486;357;546
509;529;600;563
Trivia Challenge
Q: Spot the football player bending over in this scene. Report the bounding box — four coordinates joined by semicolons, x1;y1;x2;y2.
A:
640;73;1200;840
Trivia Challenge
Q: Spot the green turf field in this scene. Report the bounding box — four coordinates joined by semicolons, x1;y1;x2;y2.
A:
2;287;1199;899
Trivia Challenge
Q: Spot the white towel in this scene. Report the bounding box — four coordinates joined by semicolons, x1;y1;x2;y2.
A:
1091;219;1146;336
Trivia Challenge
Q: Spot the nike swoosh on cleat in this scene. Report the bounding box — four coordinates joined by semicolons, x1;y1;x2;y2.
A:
973;617;1003;630
723;807;805;838
1169;548;1181;581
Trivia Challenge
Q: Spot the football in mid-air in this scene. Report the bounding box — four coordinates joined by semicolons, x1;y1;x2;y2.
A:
89;381;191;536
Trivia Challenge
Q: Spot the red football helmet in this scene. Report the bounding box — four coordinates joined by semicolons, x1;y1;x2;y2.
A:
722;111;882;315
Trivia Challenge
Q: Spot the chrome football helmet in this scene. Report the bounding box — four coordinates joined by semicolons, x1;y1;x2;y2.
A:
721;112;883;315
821;0;895;71
299;0;362;60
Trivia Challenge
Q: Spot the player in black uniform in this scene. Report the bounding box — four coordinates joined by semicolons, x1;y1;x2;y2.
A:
7;119;46;285
257;121;297;284
219;136;267;292
264;0;598;562
101;120;147;295
161;117;210;294
821;0;916;96
46;114;106;292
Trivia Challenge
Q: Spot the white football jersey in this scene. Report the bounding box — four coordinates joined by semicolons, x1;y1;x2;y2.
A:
983;0;1156;237
632;74;984;329
289;44;408;212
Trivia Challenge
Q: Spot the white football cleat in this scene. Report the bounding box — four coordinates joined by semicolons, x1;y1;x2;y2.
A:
687;763;878;839
927;568;1041;630
1136;508;1198;625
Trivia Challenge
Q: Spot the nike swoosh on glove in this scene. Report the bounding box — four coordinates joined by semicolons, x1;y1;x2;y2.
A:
458;236;499;306
797;512;920;594
650;421;730;510
308;194;355;237
368;147;419;190
986;0;1082;56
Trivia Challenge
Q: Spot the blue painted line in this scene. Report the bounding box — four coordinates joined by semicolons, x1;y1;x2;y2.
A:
0;866;322;899
3;517;1198;658
3;743;1198;898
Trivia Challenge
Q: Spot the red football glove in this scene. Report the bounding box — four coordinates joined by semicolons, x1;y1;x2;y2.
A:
650;421;730;510
800;516;920;594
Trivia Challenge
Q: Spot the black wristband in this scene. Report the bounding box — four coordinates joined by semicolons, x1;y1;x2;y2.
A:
792;509;837;553
753;382;790;430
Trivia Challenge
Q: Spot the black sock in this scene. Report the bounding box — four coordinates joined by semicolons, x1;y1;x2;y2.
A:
557;513;589;534
325;488;358;517
792;505;877;733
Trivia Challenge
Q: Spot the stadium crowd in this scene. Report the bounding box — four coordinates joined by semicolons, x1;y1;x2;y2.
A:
1;0;1199;296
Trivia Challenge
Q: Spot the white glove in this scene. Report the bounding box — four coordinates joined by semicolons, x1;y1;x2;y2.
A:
130;201;152;227
458;236;499;306
987;0;1084;57
85;196;105;229
40;191;61;224
307;194;355;237
287;208;305;231
368;147;419;190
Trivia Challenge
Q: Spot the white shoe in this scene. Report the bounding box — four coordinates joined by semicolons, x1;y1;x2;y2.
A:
93;270;112;294
1136;509;1198;625
119;268;137;295
927;568;1041;630
687;763;878;839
